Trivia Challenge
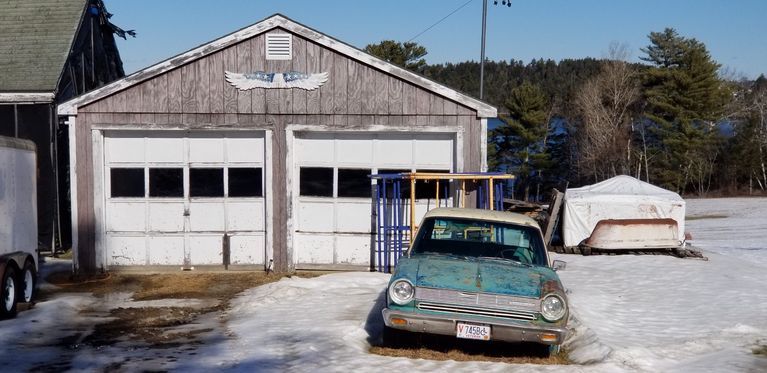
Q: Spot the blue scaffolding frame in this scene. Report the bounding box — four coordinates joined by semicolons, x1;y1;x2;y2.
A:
369;172;514;273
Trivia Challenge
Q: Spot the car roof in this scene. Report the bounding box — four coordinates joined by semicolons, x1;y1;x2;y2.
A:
422;208;540;228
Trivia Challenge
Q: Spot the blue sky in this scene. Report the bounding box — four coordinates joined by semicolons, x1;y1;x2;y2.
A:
107;0;766;79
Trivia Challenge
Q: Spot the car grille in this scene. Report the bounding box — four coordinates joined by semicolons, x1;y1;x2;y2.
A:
415;287;539;321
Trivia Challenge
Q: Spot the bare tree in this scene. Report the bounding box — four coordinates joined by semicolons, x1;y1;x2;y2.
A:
727;78;767;193
574;43;641;181
747;84;767;191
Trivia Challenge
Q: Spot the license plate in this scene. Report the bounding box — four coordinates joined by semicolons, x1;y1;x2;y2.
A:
456;322;491;341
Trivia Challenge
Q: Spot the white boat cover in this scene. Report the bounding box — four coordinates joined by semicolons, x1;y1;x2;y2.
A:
562;175;686;248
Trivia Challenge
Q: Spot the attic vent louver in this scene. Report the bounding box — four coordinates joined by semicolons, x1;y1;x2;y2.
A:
266;34;292;60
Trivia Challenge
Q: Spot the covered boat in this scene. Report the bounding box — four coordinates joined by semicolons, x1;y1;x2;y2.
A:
562;175;686;251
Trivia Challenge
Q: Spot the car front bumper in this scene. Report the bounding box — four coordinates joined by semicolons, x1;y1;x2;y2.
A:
382;307;567;345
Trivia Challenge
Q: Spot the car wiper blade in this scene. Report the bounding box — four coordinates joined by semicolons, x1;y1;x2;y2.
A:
477;256;532;267
421;251;470;260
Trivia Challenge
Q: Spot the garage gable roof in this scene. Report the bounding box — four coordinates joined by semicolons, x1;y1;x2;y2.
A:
59;14;497;117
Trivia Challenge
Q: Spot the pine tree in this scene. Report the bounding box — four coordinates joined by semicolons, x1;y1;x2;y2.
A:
640;28;731;194
490;81;551;200
364;40;427;72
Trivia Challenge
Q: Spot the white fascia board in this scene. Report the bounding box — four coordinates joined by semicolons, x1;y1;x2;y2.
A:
58;14;497;118
480;118;488;172
0;92;55;103
67;115;79;273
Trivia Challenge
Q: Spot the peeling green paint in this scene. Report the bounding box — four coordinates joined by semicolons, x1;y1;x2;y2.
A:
392;254;562;299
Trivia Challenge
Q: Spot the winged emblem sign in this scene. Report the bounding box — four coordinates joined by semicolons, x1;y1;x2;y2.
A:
225;71;329;91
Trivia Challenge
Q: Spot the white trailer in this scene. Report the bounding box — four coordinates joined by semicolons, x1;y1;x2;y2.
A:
0;136;38;318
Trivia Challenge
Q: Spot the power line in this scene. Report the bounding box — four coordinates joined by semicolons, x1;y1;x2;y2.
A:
407;0;475;43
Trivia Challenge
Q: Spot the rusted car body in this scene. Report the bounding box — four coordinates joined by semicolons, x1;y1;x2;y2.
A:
381;208;568;354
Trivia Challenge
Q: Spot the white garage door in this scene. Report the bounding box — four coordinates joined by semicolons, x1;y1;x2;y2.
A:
103;131;267;266
292;132;455;266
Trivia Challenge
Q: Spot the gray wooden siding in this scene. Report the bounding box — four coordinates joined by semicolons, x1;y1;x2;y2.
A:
79;32;476;117
73;28;484;274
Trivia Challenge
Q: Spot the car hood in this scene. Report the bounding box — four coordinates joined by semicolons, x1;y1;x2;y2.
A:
394;254;561;298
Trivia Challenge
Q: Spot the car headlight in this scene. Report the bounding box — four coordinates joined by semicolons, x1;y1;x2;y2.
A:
541;294;567;322
388;279;415;305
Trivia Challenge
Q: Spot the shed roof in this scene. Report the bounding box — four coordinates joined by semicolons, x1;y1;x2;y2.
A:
0;0;87;93
59;14;497;117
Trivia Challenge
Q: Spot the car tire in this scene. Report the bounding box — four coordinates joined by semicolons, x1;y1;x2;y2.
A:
20;259;36;303
549;344;561;356
382;326;410;348
1;266;18;319
531;343;556;358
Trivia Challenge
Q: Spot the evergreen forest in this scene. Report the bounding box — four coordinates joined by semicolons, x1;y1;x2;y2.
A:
366;29;767;199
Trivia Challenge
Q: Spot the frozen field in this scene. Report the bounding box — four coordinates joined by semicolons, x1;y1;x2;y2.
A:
1;197;766;372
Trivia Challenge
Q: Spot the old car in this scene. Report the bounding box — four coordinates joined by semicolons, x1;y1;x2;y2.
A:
381;208;568;355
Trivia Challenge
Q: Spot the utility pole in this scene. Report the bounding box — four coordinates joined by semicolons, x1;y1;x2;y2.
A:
480;0;488;100
480;0;511;100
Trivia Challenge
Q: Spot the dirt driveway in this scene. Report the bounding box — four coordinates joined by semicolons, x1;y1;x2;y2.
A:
16;261;307;371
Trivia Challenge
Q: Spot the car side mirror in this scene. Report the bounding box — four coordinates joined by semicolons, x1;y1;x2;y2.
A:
552;260;566;271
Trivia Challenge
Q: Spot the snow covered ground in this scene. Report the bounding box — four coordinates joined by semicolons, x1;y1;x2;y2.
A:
177;197;767;372
1;197;766;372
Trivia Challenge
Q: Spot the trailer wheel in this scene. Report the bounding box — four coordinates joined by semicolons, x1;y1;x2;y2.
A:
1;266;18;318
21;260;36;303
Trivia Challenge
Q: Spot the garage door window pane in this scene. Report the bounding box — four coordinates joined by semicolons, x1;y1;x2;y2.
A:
229;168;263;197
338;169;371;198
416;170;450;199
110;168;145;197
149;168;183;197
190;168;224;197
378;169;412;199
300;167;333;197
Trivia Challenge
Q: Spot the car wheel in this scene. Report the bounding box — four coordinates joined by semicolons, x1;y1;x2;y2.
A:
20;260;36;303
531;343;557;358
549;344;561;356
1;266;18;318
382;326;411;348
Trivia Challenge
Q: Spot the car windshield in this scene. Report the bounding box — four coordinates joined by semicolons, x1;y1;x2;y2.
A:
411;216;548;266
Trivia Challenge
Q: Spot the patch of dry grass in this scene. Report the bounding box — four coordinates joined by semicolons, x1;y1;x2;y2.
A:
370;345;569;364
370;333;570;365
45;270;330;301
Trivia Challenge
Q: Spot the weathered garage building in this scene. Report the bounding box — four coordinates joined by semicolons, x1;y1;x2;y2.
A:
59;14;496;274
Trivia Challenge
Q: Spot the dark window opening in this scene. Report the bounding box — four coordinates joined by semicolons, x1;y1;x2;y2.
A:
190;168;224;197
377;169;412;199
229;168;263;197
110;168;145;197
0;105;15;137
416;170;450;199
338;169;371;198
149;168;183;197
300;167;333;197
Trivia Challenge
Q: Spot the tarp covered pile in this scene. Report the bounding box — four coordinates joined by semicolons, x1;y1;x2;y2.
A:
562;175;686;248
